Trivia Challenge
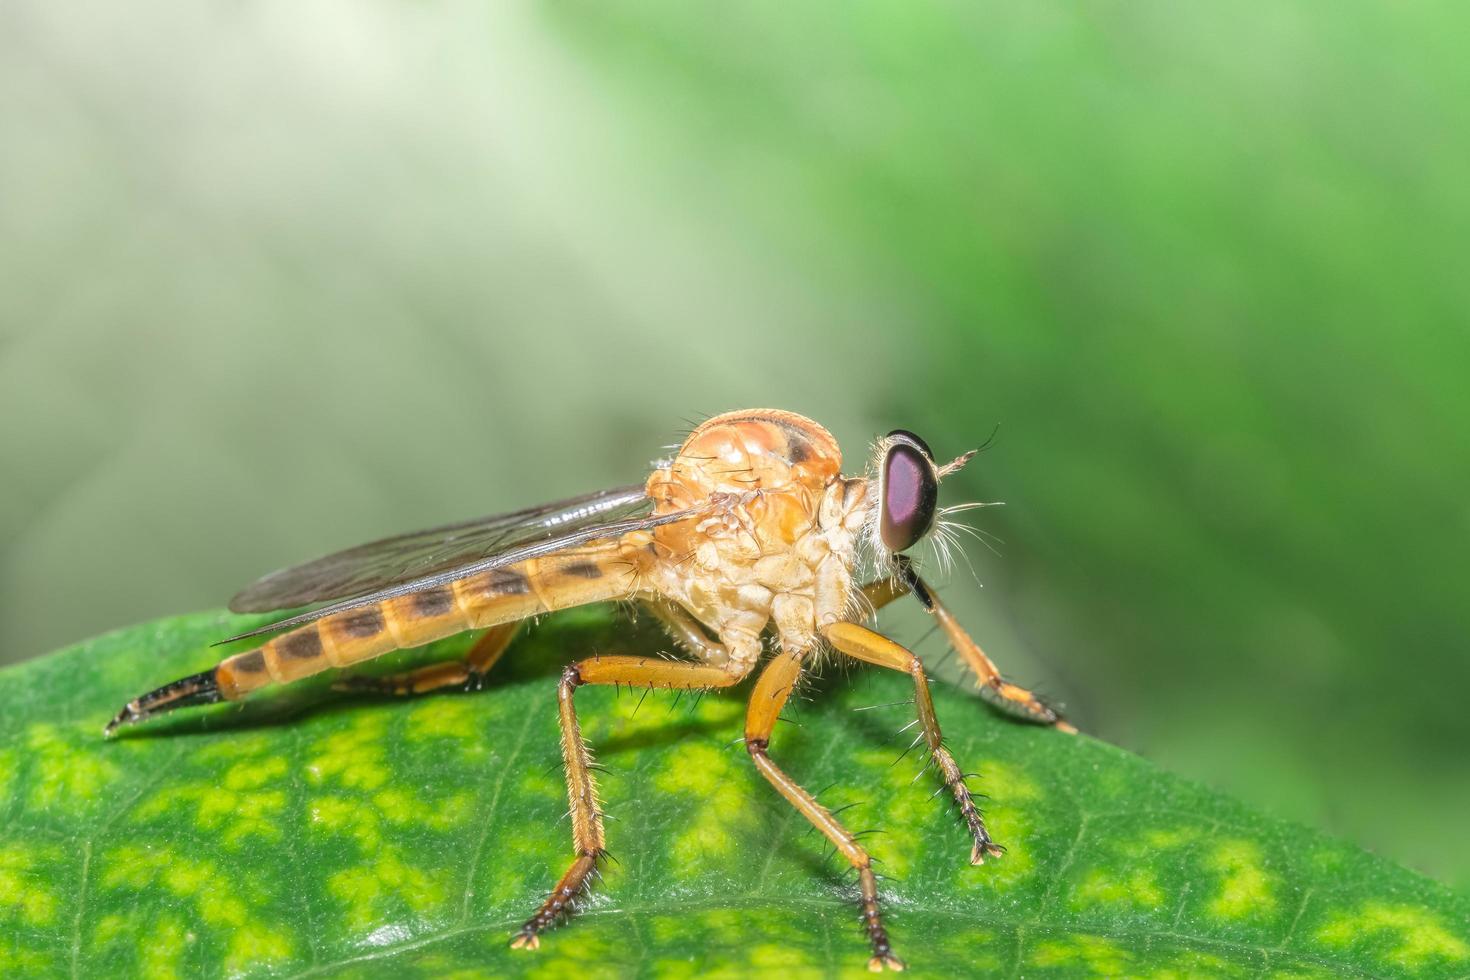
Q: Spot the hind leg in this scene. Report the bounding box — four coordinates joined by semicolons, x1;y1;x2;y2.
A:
332;622;520;696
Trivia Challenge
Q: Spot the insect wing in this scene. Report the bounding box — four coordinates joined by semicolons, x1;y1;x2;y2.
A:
215;499;700;646
229;484;653;613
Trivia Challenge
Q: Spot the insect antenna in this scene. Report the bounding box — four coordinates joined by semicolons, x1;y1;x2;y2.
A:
974;422;1002;455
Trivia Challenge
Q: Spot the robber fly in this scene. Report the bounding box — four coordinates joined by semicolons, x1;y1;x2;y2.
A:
105;409;1074;971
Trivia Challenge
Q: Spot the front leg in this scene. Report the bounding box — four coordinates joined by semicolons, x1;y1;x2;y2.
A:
641;597;728;665
824;622;1001;864
861;557;1075;732
511;655;742;950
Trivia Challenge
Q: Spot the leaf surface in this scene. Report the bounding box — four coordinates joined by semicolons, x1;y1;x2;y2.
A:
1;609;1466;978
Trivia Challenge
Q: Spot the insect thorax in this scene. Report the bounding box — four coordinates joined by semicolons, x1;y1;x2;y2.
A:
643;411;869;668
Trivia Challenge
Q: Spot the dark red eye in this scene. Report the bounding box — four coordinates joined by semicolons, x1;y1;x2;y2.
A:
880;431;938;553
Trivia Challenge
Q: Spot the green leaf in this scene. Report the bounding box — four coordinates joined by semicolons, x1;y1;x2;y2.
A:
2;609;1466;978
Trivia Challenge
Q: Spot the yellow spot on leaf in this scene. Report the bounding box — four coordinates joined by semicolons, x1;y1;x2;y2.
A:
373;787;418;824
1072;868;1165;910
94;913;128;946
745;942;822;975
141;915;187;980
654;742;750;876
426;791;473;830
306;713;391;791
224;755;288;791
0;843;61;925
655;741;735;798
0;945;51;975
1144;827;1201;850
978;761;1042;803
1205;839;1275;919
135;755;288;846
1030;935;1132;976
328;852;447;932
310;794;382;850
1316;902;1469;968
27;723;119;811
407;697;484;744
100;844;292;972
226;922;293;974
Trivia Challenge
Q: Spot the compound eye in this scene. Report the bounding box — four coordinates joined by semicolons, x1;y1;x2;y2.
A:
880;434;938;553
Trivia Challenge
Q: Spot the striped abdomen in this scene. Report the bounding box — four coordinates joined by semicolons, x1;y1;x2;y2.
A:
216;538;646;699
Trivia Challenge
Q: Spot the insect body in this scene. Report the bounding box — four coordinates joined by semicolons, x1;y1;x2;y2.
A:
106;409;1073;971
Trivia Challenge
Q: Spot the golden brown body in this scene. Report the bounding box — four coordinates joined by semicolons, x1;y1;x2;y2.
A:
216;410;862;699
216;538;646;697
105;408;1072;971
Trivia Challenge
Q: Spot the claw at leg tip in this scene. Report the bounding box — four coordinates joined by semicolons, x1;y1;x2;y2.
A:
971;842;1004;865
509;933;539;951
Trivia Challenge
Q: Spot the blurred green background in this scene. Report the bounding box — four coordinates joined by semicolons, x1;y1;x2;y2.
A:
2;2;1466;889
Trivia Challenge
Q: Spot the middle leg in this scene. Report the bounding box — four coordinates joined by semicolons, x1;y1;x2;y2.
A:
745;647;905;971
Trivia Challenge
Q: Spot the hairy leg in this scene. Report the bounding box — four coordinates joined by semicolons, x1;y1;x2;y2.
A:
825;621;1000;863
861;557;1074;732
512;655;742;949
745;647;905;971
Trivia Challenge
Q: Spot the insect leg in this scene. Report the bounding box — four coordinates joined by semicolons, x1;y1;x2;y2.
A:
331;621;520;696
825;622;1001;864
866;557;1075;732
512;656;741;951
641;598;728;664
857;575;908;614
744;648;904;972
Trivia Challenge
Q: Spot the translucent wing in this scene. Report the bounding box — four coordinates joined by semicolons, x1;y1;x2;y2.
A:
219;483;699;644
230;484;654;613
